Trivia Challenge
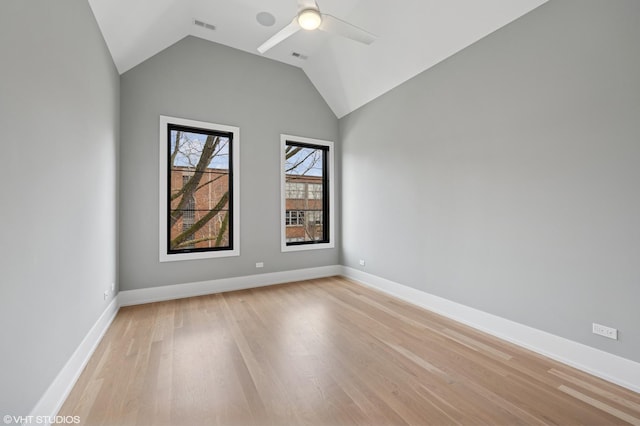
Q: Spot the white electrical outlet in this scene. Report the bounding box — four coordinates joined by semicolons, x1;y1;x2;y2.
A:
592;323;618;340
256;262;264;268
359;259;365;266
103;291;109;301
111;282;115;292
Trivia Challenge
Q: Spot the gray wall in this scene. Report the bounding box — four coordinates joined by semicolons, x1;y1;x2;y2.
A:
0;0;119;415
119;36;339;291
340;0;640;362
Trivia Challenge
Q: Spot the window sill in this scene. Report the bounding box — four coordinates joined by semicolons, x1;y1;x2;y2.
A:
159;248;239;262
281;242;334;253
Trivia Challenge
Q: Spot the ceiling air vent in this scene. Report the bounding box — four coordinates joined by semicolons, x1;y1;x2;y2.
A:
291;52;308;60
194;19;216;31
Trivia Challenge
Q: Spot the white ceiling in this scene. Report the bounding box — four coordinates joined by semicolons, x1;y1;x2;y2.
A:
89;0;547;118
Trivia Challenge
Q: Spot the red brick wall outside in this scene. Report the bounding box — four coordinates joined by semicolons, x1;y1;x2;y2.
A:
285;175;324;242
168;169;324;249
170;167;230;250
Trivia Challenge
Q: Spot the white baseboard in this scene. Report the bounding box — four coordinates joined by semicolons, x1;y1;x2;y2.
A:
341;266;640;393
119;265;342;306
28;297;119;424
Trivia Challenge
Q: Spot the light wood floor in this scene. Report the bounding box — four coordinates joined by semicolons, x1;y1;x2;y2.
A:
59;276;640;425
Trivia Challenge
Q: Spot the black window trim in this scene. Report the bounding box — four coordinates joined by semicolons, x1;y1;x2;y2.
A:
166;123;234;255
284;140;330;247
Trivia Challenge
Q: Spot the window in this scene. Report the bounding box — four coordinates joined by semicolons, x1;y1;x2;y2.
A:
281;134;334;252
306;210;323;225
159;116;240;262
285;182;306;199
285;210;305;226
308;183;323;200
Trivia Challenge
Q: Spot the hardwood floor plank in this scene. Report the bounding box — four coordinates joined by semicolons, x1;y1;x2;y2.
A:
58;277;640;425
559;385;640;426
549;368;640;412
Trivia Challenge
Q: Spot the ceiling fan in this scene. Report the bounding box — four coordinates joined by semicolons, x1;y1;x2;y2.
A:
257;0;377;54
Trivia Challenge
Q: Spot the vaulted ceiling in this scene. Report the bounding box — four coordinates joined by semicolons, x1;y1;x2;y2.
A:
89;0;547;118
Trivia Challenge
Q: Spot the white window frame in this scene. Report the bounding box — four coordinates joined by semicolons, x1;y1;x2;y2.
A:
159;115;240;262
280;134;335;252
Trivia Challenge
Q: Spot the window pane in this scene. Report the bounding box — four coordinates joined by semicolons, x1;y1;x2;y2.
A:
308;183;323;200
284;143;327;244
168;127;232;252
286;182;306;199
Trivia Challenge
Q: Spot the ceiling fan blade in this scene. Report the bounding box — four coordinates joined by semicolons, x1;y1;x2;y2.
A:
257;18;301;54
319;14;377;45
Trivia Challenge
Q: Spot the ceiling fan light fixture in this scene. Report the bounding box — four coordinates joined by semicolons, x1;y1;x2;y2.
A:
257;1;376;55
297;8;322;30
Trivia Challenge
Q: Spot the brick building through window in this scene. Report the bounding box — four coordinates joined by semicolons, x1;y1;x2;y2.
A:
171;167;321;248
284;175;324;243
170;166;230;251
